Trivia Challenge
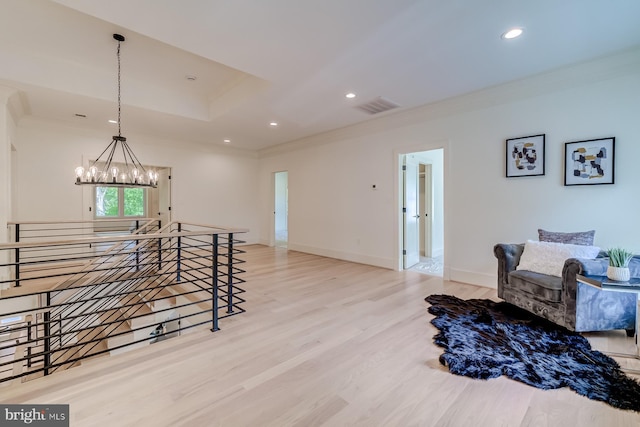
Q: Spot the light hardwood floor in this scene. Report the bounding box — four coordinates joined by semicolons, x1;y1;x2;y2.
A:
1;245;638;426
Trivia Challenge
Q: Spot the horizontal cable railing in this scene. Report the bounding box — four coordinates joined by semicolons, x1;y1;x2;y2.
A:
6;219;160;288
0;221;247;383
8;219;159;241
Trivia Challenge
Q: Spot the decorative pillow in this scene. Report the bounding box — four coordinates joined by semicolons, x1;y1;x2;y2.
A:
517;240;601;277
538;229;595;246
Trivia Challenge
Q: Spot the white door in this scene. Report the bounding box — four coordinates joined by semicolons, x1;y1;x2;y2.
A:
274;171;288;248
157;168;172;229
403;156;420;268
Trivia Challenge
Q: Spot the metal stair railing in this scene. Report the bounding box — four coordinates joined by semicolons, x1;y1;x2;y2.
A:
48;237;166;344
47;238;178;369
0;221;247;383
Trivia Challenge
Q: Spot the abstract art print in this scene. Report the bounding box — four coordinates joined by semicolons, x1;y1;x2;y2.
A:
564;137;615;186
505;134;545;178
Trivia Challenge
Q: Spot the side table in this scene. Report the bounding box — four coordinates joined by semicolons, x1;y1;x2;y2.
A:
577;274;640;363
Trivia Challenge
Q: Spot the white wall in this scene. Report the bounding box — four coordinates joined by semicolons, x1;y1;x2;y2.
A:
0;86;18;242
259;49;640;287
0;86;18;290
13;118;260;243
259;134;402;268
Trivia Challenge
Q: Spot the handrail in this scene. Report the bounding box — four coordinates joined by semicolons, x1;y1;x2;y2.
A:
8;218;156;225
0;228;248;251
7;219;159;243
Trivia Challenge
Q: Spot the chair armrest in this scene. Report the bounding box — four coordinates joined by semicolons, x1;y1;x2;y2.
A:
628;256;640;277
494;243;524;291
563;257;608;278
564;256;640;279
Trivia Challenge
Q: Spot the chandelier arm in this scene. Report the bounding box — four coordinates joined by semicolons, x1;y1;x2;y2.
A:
102;140;119;182
89;139;117;169
121;140;148;172
103;142;117;167
119;140;131;174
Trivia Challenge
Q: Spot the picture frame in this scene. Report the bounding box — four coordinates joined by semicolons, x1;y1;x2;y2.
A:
564;137;615;186
505;134;545;178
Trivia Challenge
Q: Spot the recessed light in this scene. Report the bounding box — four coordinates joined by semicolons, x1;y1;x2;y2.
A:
108;119;118;124
345;92;356;99
502;28;523;40
269;122;278;127
223;139;231;144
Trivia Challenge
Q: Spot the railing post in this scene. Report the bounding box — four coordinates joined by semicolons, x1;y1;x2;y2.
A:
157;236;163;271
58;318;63;349
211;234;219;332
135;220;140;272
43;292;51;376
27;317;32;368
176;223;182;282
14;223;20;287
227;233;234;314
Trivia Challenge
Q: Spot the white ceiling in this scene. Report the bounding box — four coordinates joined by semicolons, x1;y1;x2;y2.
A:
2;0;640;151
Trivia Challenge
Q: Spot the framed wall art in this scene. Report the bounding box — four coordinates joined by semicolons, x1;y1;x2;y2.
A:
564;137;615;186
505;134;545;178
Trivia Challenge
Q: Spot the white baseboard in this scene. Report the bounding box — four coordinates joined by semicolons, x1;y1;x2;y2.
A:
449;268;497;289
287;243;396;270
240;239;260;246
251;241;496;285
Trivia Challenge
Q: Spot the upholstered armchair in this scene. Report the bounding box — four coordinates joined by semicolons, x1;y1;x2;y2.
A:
494;243;637;333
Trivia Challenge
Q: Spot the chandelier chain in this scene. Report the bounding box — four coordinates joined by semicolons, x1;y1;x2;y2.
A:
117;39;122;137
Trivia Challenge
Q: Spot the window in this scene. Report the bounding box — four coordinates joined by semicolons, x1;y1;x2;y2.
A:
95;187;146;218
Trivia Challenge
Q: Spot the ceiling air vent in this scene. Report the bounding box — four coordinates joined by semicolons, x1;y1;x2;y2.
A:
354;97;401;115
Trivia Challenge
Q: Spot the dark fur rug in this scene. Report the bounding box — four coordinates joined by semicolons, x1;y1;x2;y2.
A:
425;294;640;411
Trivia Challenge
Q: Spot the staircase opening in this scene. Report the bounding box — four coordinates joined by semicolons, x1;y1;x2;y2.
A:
0;219;247;383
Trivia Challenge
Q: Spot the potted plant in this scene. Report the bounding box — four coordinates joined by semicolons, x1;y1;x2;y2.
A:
607;247;634;281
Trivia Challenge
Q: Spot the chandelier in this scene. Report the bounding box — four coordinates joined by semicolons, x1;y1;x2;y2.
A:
75;34;157;188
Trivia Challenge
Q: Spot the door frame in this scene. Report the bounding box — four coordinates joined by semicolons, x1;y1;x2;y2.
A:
393;142;448;278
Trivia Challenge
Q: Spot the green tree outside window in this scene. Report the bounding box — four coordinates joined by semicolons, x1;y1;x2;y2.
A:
124;188;145;216
96;187;119;217
95;187;145;218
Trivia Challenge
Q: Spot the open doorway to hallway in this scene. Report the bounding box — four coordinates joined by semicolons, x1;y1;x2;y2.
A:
149;167;172;227
274;171;288;248
401;149;444;276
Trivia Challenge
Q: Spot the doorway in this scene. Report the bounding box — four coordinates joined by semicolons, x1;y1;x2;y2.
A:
401;149;444;275
147;167;172;229
156;167;172;228
274;171;288;248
